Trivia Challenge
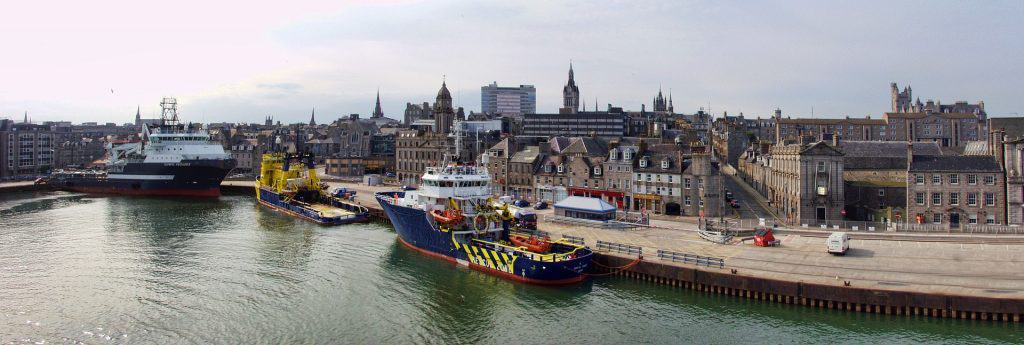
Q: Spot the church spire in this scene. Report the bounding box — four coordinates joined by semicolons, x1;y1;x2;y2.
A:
373;89;384;118
23;111;28;124
309;107;316;126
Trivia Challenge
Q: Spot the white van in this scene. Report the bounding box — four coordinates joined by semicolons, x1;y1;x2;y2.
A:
827;232;850;255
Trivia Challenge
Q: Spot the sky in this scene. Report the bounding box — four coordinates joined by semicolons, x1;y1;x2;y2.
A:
1;0;1022;124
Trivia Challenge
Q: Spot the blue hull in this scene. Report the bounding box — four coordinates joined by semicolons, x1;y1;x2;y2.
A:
258;187;370;225
376;192;593;284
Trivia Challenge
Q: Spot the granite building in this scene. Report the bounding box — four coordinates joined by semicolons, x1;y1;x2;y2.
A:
906;150;1004;226
1;118;55;178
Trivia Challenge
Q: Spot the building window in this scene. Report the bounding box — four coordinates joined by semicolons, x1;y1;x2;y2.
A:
949;174;959;185
594;166;601;175
949;192;959;205
915;192;925;205
878;189;885;197
967;193;977;206
684;178;691;189
932;214;941;224
557;164;564;173
817;161;826;173
987;215;996;225
684;196;691;206
984;175;996;185
985;192;995;206
968;174;977;185
932;193;941;206
915;174;924;185
661;160;669;169
969;214;978;224
932;174;941;185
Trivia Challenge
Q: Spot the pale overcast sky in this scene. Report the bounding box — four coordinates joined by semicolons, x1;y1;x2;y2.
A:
1;0;1022;124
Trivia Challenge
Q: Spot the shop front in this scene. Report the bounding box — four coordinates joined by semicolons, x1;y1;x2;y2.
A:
568;187;626;209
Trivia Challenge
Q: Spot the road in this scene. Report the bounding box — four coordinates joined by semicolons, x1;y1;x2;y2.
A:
721;171;777;221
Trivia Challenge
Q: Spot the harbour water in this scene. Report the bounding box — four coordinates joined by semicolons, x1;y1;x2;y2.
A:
1;191;1021;344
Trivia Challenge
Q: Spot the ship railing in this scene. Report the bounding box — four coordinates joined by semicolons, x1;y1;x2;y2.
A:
561;235;585;246
595;240;643;257
656;249;725;269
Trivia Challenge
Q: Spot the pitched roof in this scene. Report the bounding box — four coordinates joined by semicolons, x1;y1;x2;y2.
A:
776;117;885;125
962;141;990;156
884;112;978;120
990;117;1024;140
909;155;1001;172
837;141;941;158
554;196;616;212
510;146;541;164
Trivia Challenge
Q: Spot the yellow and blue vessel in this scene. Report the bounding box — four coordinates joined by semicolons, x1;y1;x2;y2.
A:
255;153;369;225
376;160;593;285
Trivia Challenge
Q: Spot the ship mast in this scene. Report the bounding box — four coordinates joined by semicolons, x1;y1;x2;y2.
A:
160;97;179;126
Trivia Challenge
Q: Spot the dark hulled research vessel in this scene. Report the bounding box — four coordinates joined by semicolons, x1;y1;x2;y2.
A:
49;98;236;197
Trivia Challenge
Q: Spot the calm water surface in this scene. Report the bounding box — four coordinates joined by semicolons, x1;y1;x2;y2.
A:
1;191;1021;344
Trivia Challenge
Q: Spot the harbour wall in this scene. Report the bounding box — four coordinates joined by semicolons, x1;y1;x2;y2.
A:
595;254;1024;323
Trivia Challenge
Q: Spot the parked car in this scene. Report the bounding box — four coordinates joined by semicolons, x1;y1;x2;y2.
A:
729;199;741;208
514;199;530;208
827;232;850;255
401;185;418;191
532;201;549;210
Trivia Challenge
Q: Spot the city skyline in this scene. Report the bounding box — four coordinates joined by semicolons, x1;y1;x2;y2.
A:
2;1;1023;124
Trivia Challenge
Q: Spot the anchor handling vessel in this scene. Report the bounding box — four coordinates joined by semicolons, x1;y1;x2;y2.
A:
255;152;370;225
375;123;593;285
48;98;236;197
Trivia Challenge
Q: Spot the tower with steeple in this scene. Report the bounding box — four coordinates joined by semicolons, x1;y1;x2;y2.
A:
134;106;142;126
309;107;317;126
561;62;580;114
23;111;28;124
668;91;674;113
434;79;455;134
372;90;384;119
653;87;668;112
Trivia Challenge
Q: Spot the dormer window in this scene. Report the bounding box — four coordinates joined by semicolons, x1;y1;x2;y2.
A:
594;166;602;175
544;164;552;173
639;157;648;168
624;149;632;160
557;164;564;173
609;148;618;160
661;160;669;169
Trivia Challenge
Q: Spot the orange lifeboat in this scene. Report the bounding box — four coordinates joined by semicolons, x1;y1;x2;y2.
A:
430;209;465;225
509;234;552;253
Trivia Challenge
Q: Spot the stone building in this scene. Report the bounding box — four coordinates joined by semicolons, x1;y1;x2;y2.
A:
603;139;642;209
533;137;607;203
775;116;887;144
630;144;721;217
989;118;1024;225
763;141;845;225
906;151;1004;226
1;118;55;178
836;140;940;223
395;129;448;186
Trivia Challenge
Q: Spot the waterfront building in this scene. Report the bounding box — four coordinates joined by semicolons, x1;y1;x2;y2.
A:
758;141;845;225
836;140;941;223
602;139;642;209
988;118;1024;225
0;118;55;178
631;144;721;217
481;82;536;116
533;137;607;203
394;129;448;186
906;149;1004;226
